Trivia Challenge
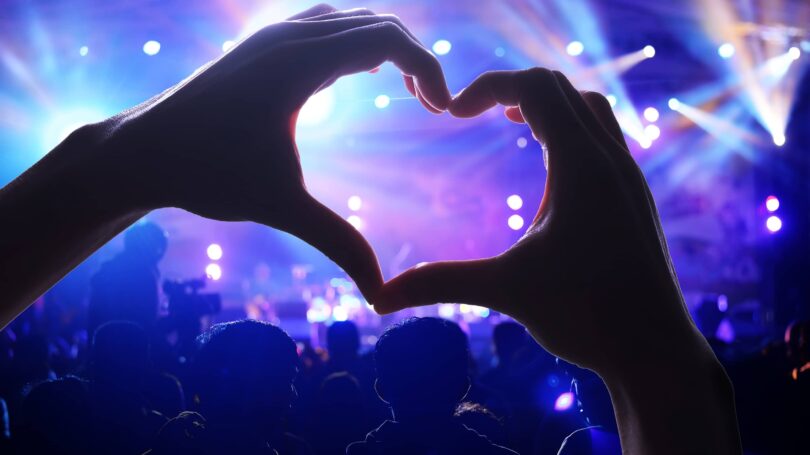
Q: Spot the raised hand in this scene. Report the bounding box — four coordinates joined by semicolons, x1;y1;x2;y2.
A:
0;5;450;327
374;69;741;454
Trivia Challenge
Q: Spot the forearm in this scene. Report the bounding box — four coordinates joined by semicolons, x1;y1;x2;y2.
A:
0;123;145;329
602;324;742;454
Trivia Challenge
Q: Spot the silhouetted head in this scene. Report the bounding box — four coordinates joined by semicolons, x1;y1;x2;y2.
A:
327;320;360;363
192;320;298;430
92;321;149;386
374;317;470;419
18;376;91;454
493;322;529;367
785;320;810;365
123;221;168;264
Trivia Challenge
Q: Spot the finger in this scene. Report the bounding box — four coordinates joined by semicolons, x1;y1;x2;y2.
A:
279;194;384;300
373;259;504;315
580;90;629;150
295;9;425;47
404;74;440;112
286;3;337;20
504;106;525;123
299;22;451;111
450;68;588;161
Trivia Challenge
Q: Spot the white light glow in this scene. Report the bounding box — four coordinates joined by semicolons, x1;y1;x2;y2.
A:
79;46;89;57
718;43;735;59
374;94;390;109
206;243;223;261
606;94;617;107
507;194;523;210
298;86;335;126
668;98;680;110
643;107;660;122
205;263;222;281
773;133;785;146
644;124;661;141
432;39;452;55
516;137;528;148
222;40;236;52
643;45;656;58
347;195;363;211
766;215;782;233
788;46;801;61
566;41;584;56
143;40;161;56
765;196;780;212
347;215;364;230
508;214;524;231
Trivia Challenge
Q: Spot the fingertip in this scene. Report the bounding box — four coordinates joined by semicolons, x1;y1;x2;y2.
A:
504;106;525;123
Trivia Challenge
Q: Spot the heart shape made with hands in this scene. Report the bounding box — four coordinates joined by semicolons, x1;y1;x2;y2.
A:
369;68;699;373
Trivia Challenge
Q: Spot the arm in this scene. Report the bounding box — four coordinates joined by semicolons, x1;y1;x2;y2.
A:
375;69;741;454
0;125;145;328
0;4;453;330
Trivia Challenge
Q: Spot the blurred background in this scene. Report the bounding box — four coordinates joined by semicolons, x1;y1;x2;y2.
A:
1;0;809;383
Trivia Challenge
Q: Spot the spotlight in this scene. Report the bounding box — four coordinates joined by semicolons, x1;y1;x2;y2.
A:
347;195;362;211
605;94;617;107
432;39;452;55
298;86;335;126
516;137;528;148
507;194;523;210
554;392;575;412
222;40;236;52
766;215;782;233
643;107;660;122
566;41;584;56
206;243;223;260
643;45;656;58
332;305;349;321
508;214;524;231
143;40;161;56
374;94;390;109
765;195;780;212
718;43;735;59
639;138;652;149
788;46;801;61
494;47;505;57
347;215;364;230
644;124;661;141
772;133;785;146
79;46;89;57
205;263;222;281
668;98;680;110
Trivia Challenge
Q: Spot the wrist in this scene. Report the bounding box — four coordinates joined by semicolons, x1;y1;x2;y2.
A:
600;336;741;454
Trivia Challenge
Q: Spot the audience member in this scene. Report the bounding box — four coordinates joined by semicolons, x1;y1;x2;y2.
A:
347;317;517;455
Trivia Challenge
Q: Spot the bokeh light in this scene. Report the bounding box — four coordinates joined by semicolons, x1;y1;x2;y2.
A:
566;41;584;56
508;214;525;231
554;392;575;411
765;196;780;212
142;40;161;56
205;263;222;280
206;243;223;261
347;195;363;211
766;215;782;233
432;39;452;55
507;194;523;210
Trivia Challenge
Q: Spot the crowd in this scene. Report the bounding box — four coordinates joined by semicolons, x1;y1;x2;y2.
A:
0;297;808;454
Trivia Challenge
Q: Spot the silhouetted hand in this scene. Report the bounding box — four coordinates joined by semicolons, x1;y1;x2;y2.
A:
0;5;450;327
375;69;741;454
107;4;450;296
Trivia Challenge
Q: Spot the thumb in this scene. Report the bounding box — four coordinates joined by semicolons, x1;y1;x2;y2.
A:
373;258;504;315
279;194;384;299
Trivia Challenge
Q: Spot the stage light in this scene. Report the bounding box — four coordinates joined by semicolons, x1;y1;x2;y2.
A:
765;196;780;212
566;41;584;56
643;45;655;58
508;214;524;231
347;195;362;211
788;46;801;61
718;43;735;59
605;94;617;107
432;39;452;55
79;46;89;57
143;40;161;56
639;138;652;149
516;137;528;148
347;215;364;230
766;216;782;233
306;304;331;323
222;40;236;52
554;392;575;411
332;305;348;321
374;94;390;109
668;98;680;110
643;107;659;122
205;263;222;281
772;133;785;146
507;194;523;210
644;124;661;141
298;86;335;126
438;304;455;319
717;295;728;312
42;107;108;154
206;243;223;260
494;47;505;57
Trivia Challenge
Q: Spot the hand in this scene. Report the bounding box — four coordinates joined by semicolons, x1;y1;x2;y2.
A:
374;69;741;454
100;4;451;297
